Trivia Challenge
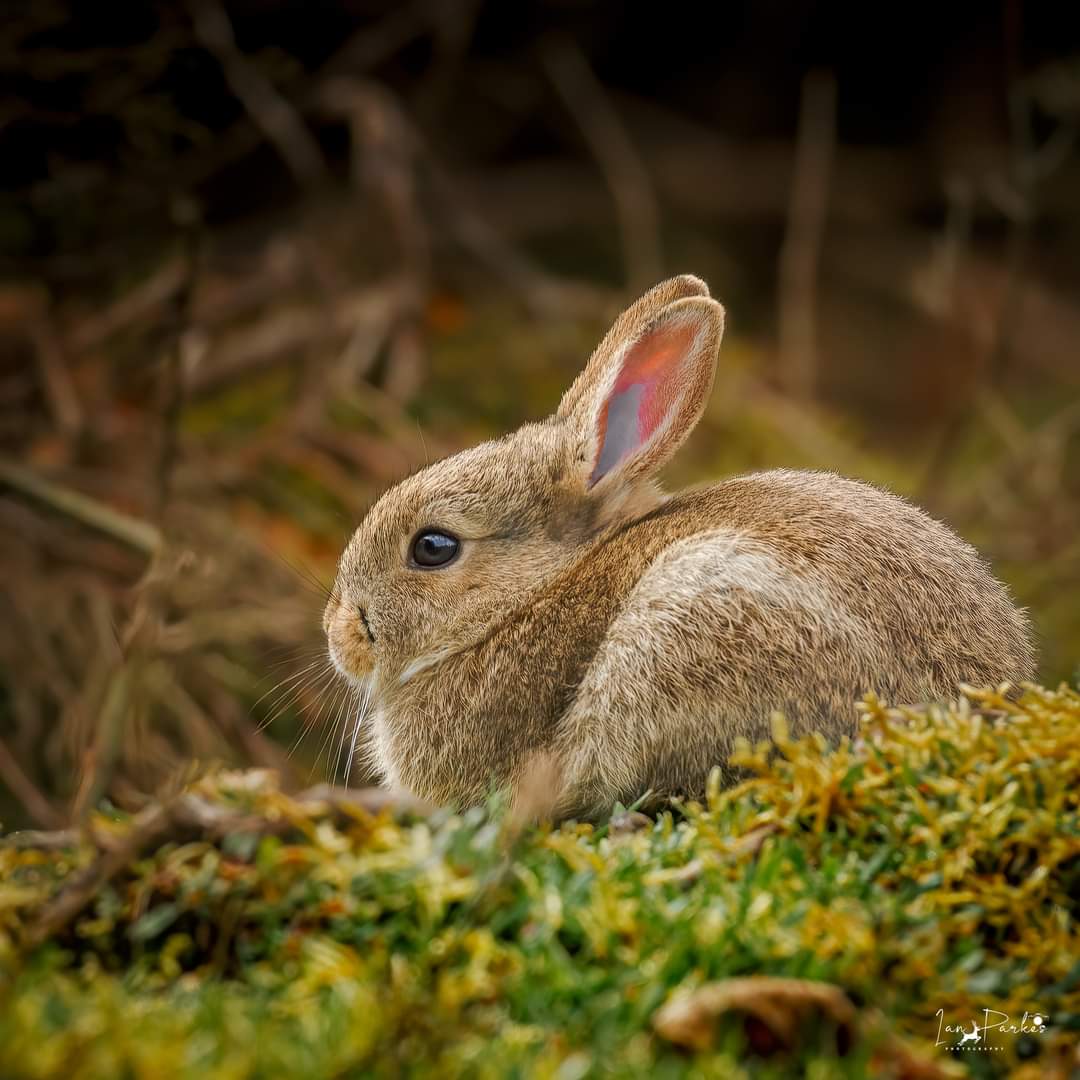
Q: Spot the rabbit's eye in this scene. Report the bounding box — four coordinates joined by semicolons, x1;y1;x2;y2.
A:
410;530;460;569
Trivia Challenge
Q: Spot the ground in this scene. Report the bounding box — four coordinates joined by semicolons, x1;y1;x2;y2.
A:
1;683;1077;1079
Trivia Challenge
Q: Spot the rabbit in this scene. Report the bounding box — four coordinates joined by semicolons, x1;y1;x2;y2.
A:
324;274;1037;818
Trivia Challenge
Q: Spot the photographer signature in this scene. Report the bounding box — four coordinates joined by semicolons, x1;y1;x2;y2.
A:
935;1008;1048;1050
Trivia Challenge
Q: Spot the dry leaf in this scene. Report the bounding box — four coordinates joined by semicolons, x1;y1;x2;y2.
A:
654;977;958;1079
653;976;857;1054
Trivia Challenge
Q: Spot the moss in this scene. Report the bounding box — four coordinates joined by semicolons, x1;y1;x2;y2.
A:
1;683;1077;1079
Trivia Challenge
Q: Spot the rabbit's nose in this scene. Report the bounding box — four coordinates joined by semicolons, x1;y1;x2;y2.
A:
326;599;377;683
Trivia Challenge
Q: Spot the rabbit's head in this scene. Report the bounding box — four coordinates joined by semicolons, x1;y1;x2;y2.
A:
325;275;725;691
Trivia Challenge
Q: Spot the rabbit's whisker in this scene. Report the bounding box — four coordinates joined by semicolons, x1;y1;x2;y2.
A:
343;681;372;788
251;656;327;714
286;664;341;759
254;661;334;733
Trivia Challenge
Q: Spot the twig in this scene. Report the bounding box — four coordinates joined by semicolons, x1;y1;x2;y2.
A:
69;258;187;352
435;182;597;315
431;160;613;318
154;198;202;517
413;0;481;123
321;80;429;401
29;310;83;437
330;81;428;281
1;828;81;850
166;0;439;198
320;0;441;83
0;459;162;556
778;69;836;400
746;380;862;473
971;391;1080;508
320;76;606;318
914;174;975;320
920;81;1046;502
293;784;431;818
69;667;131;822
0;735;65;829
184;280;413;397
23;799;171;947
0;501;143;580
191;0;327;188
540;36;662;292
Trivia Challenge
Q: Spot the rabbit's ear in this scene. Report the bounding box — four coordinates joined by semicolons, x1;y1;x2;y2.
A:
558;275;710;419
564;293;724;491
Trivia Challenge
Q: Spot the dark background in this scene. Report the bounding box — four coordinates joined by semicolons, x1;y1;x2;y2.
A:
2;0;1078;828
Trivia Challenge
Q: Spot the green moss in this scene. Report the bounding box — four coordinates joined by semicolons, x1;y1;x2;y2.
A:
1;683;1077;1079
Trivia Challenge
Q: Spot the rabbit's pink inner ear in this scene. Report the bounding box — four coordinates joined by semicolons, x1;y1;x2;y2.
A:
588;321;698;487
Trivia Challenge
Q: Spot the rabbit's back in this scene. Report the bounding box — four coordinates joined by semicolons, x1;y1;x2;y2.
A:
622;468;1035;692
555;469;1036;813
660;468;1032;678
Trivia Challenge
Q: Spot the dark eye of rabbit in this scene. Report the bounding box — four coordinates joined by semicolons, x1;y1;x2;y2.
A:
411;531;460;568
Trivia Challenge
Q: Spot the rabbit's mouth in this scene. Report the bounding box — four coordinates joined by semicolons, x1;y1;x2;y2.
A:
328;643;374;687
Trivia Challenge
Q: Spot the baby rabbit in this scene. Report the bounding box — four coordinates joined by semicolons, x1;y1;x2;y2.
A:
325;275;1036;817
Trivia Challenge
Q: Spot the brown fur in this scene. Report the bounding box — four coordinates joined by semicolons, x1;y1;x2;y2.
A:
324;275;1036;817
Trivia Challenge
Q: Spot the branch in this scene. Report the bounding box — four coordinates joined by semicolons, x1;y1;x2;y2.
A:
0;459;162;556
29;310;83;437
0;736;65;829
191;0;327;188
778;69;836;399
154;199;202;517
540;36;662;291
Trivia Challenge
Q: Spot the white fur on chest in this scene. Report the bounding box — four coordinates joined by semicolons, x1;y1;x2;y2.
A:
366;699;400;788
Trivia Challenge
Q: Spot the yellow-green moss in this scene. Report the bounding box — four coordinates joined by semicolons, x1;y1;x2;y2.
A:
1;684;1077;1079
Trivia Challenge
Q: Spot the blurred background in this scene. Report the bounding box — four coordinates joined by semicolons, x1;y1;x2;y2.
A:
1;0;1078;829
